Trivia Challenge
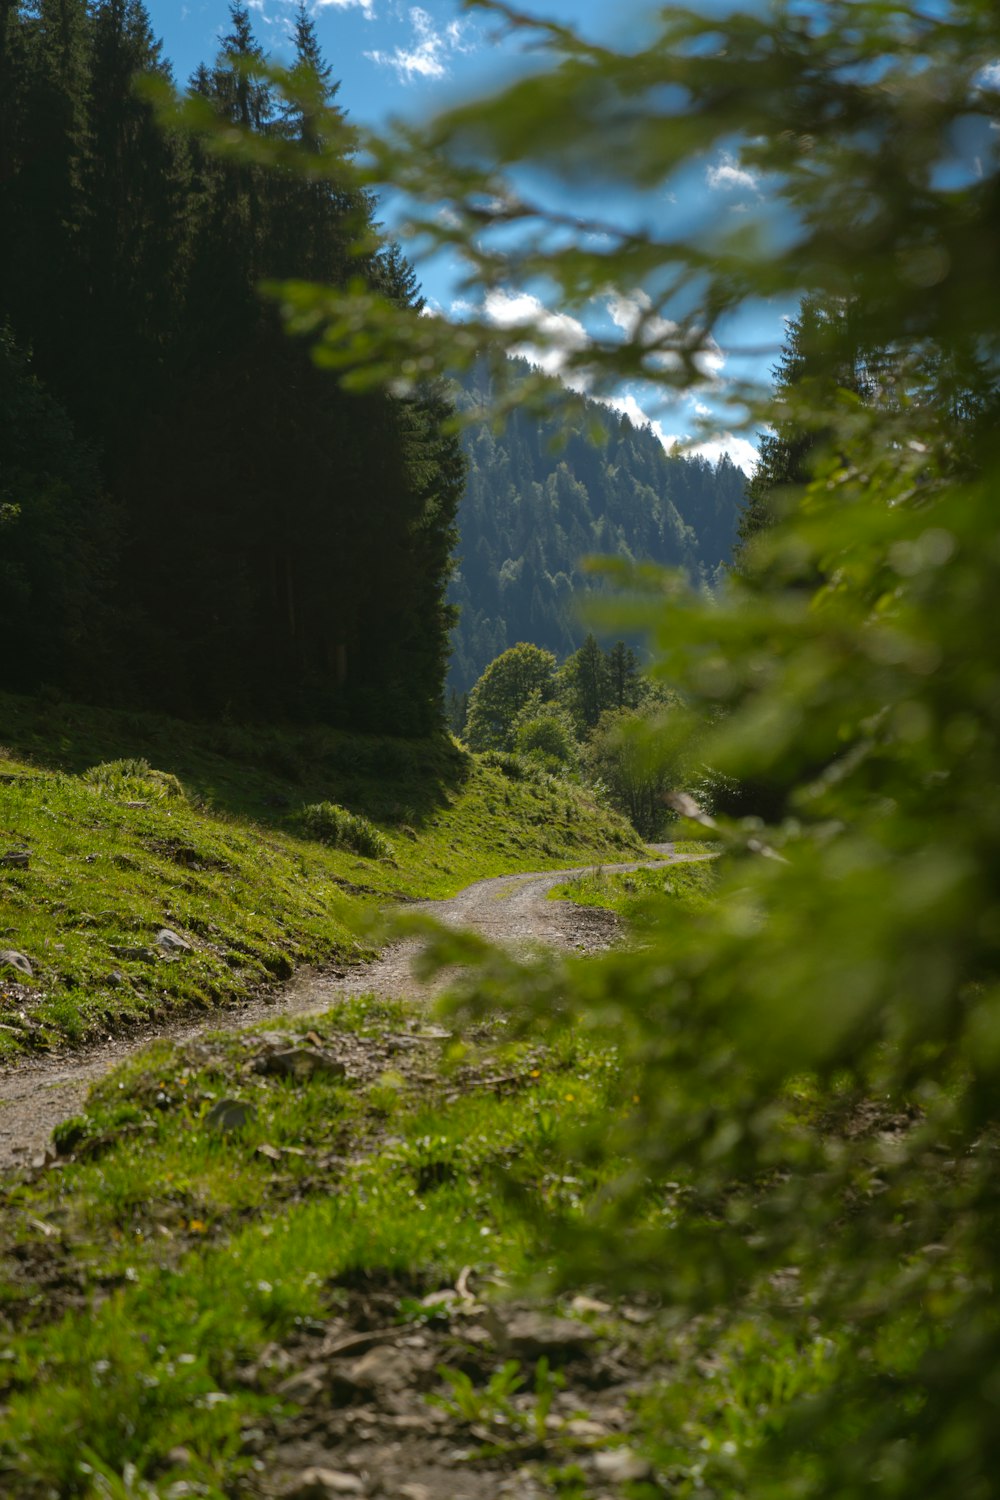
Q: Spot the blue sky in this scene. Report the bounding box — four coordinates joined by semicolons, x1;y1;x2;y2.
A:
154;0;659;114
146;0;772;468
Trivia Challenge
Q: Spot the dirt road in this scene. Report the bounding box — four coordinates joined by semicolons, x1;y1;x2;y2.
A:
0;847;695;1170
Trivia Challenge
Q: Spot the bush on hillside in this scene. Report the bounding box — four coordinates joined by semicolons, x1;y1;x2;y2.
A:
514;699;578;770
301;801;395;861
83;758;187;804
479;749;536;783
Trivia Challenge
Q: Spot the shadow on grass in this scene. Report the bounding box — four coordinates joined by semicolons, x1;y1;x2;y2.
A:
0;690;471;834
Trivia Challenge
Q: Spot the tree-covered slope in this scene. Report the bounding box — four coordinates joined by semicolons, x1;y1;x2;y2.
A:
0;0;461;736
447;358;747;691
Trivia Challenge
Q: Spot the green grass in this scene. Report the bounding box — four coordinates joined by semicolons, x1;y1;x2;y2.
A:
548;853;717;923
0;690;644;1056
0;991;856;1500
630;1316;845;1499
0;999;628;1495
0;699;935;1499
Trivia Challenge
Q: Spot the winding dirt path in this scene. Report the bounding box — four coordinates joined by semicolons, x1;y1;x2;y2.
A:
0;846;698;1170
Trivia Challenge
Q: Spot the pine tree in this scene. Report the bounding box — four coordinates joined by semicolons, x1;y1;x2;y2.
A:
0;0;466;734
1;0;91;389
0;0;26;221
737;296;862;558
212;0;271;131
606;640;641;710
0;325;116;694
281;0;337;148
559;633;610;735
81;0;191;447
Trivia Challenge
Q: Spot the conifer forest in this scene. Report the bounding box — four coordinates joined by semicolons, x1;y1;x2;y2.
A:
0;0;464;734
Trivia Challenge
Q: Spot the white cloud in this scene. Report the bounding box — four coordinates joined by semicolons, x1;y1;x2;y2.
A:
315;0;376;14
667;430;759;472
445;18;475;53
601;391;671;448
600;385;757;473
475;289;755;470
367;6;475;81
706;150;760;194
483;289;590;383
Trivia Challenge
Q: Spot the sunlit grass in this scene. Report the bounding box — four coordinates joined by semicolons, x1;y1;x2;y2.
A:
549;852;717;923
0;999;629;1494
0;690;643;1057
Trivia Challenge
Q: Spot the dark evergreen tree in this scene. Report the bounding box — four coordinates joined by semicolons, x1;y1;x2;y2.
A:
0;0;91;390
0;327;116;693
80;0;191;448
0;4;467;734
737;296;868;559
281;0;337;146
211;0;270;131
606;640;642;710
559;633;610;736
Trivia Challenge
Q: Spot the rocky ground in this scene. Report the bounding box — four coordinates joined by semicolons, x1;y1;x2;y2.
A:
241;1270;664;1500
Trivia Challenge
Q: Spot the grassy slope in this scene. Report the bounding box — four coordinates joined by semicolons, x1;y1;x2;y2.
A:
549;856;717;922
0;715;837;1499
0;691;644;1058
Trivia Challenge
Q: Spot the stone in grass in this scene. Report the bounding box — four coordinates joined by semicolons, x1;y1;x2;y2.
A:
284;1466;365;1497
156;928;192;954
275;1364;364;1407
255;1049;346;1082
205;1098;257;1133
283;1470;365;1494
503;1313;599;1361
593;1449;654;1484
0;950;33;977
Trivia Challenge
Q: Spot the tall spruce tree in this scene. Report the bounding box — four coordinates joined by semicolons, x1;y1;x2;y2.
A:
82;0;190;448
0;326;116;693
738;296;864;558
1;0;90;390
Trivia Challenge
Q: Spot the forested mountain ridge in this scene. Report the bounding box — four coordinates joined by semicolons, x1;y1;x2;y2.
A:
447;358;748;692
0;0;462;736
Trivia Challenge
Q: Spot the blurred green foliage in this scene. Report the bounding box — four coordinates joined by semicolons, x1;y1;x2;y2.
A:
151;2;1000;1490
260;3;998;1495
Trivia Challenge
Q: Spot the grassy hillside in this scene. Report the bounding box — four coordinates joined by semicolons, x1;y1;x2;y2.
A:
0;692;644;1059
549;857;716;922
0;700;829;1500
